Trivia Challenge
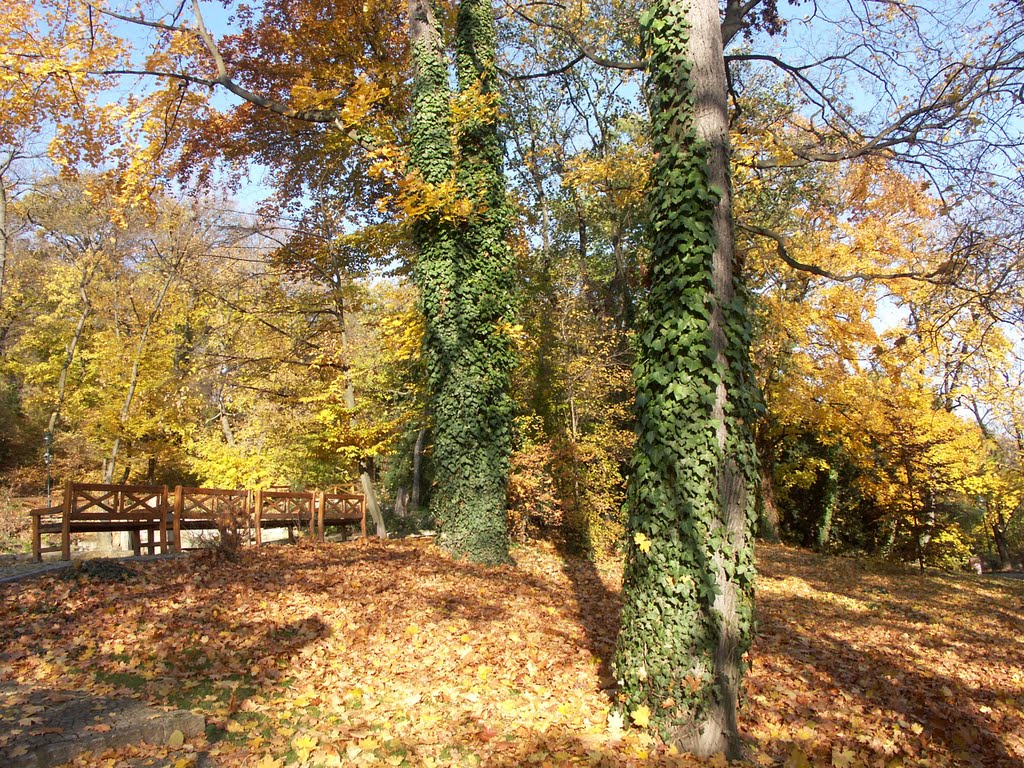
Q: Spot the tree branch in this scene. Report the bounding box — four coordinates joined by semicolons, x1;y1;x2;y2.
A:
738;222;955;284
91;1;376;151
499;53;585;81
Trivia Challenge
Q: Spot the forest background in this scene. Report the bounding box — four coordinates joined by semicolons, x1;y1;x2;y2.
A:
1;0;1023;574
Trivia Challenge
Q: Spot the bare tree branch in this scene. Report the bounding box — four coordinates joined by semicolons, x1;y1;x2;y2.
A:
739;222;956;284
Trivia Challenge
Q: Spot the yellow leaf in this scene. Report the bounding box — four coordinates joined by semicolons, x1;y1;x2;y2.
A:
786;746;812;768
795;725;815;740
294;733;319;761
631;704;651;728
634;532;652;554
832;747;859;767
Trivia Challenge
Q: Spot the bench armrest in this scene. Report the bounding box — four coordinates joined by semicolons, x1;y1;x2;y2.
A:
29;505;64;520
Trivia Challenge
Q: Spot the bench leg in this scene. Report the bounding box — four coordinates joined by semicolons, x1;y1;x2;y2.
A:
130;530;141;556
61;486;72;561
32;517;40;562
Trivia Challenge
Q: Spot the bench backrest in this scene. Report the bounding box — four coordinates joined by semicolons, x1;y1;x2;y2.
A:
320;492;365;522
254;489;316;525
66;483;168;523
174;486;250;524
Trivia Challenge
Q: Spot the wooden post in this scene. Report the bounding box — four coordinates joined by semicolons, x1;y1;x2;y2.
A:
254;489;263;546
31;512;40;562
128;486;141;557
317;492;325;541
245;489;253;546
159;485;169;554
173;486;184;553
360;496;367;539
61;481;72;560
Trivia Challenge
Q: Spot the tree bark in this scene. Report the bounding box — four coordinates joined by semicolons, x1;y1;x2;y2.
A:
816;465;839;551
757;465;780;542
411;425;426;511
343;367;386;538
992;505;1011;566
333;290;387;538
613;0;758;758
46;271;96;456
0;179;8;313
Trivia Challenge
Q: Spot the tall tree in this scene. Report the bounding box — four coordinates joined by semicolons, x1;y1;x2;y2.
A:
612;0;758;758
408;0;515;563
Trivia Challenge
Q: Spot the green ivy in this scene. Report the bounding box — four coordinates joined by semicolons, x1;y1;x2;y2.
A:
612;0;759;751
410;0;515;565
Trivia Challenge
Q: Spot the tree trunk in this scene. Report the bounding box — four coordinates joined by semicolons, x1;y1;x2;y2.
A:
613;0;758;758
394;486;408;518
757;465;780;542
219;396;236;445
411;426;426;512
342;372;387;537
46;278;94;457
816;465;839;551
333;287;388;538
0;179;8;313
103;269;175;483
993;507;1011;566
411;0;515;564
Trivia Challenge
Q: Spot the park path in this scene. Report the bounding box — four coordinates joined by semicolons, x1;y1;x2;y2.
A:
0;682;204;768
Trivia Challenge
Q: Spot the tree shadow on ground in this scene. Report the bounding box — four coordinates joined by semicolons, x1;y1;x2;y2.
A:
0;539;574;734
551;538;623;688
754;588;1024;767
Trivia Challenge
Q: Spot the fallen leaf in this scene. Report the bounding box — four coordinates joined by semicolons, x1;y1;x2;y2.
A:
631;704;651;728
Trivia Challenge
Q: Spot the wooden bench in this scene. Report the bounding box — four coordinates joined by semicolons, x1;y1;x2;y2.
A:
171;486;251;551
252;489;317;545
31;483;170;561
317;492;366;540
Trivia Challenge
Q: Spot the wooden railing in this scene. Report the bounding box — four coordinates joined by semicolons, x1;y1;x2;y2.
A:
30;482;366;561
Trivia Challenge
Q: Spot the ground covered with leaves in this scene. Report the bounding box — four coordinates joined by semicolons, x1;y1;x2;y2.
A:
0;540;1021;767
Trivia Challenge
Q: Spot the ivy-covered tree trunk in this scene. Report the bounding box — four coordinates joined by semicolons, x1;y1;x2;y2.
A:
816;464;839;551
613;0;759;759
408;0;514;565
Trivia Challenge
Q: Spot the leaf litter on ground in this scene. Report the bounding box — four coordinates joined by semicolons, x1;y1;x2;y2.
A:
0;539;1021;767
